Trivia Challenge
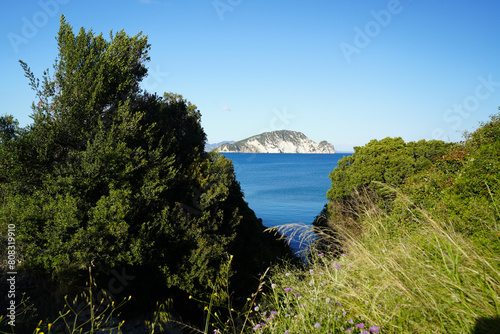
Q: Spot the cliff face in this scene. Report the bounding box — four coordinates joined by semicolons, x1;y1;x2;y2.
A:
216;130;335;154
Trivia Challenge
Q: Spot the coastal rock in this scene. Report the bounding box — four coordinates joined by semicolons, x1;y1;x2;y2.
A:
216;130;335;154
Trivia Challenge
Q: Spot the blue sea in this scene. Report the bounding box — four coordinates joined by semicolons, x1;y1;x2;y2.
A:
221;153;350;254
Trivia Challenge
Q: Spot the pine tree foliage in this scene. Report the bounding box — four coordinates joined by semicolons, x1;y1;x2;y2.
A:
0;17;292;302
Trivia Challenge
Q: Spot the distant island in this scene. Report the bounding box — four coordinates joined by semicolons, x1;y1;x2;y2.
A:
214;130;335;154
205;141;235;151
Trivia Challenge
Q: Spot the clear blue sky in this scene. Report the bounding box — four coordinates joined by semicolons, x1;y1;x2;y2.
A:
2;0;500;152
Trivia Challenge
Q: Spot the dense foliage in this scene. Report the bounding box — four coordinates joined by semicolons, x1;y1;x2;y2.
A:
319;113;500;254
405;114;500;247
313;137;454;249
326;137;454;202
0;17;292;315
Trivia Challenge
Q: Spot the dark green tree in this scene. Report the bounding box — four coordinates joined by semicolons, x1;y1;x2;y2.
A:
0;17;293;315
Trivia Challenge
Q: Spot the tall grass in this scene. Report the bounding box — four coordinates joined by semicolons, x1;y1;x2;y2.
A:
251;187;500;333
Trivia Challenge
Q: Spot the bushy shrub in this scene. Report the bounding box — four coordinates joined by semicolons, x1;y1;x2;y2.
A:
0;17;293;322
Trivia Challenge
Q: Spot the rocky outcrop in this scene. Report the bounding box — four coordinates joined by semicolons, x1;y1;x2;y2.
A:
216;130;335;154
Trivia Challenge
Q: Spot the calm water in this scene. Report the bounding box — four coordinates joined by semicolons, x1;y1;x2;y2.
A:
221;153;350;253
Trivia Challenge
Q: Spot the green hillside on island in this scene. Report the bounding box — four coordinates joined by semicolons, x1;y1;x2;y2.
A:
1;19;499;334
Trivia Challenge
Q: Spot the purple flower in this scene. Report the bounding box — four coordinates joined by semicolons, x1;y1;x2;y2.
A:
348;319;354;324
314;322;321;328
341;253;346;256
271;310;278;315
284;287;293;292
284;331;291;334
357;323;365;328
362;331;370;334
252;324;260;330
318;253;324;256
369;326;380;333
285;272;291;276
335;302;342;307
294;292;301;297
271;283;276;289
